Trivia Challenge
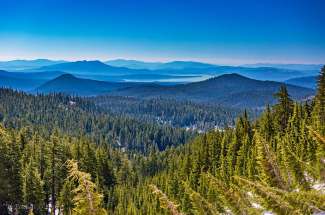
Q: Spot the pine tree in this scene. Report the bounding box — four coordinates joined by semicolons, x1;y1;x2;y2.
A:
0;125;23;213
235;176;324;214
307;126;325;181
22;160;45;215
313;66;325;135
254;132;287;189
182;182;220;215
66;159;107;215
59;180;75;215
274;85;293;132
259;105;275;142
149;184;183;215
205;173;258;215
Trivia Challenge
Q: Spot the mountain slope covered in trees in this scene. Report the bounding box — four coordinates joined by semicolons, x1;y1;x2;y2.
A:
0;66;324;214
91;96;243;131
0;88;195;153
110;73;314;108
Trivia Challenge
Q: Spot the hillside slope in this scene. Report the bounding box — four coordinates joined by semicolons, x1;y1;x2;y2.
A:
35;74;135;95
285;76;317;89
0;70;65;90
110;73;315;108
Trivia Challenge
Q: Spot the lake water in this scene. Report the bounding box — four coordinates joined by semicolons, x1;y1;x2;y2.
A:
122;74;214;83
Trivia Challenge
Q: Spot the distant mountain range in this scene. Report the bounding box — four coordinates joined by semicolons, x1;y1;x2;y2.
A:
108;73;314;108
105;59;215;70
105;59;162;70
242;63;323;72
105;59;323;77
0;63;315;108
35;74;138;96
0;59;321;83
37;60;215;75
30;60;315;82
285;76;317;89
34;73;314;108
0;59;66;70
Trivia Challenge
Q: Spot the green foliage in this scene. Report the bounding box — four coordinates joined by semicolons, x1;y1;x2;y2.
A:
150;184;184;215
0;89;194;153
59;180;75;215
0;67;324;214
92;96;242;131
182;182;220;215
66;160;107;215
22;160;45;214
273;85;294;132
313;66;325;135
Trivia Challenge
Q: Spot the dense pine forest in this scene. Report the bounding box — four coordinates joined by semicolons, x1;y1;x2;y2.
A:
91;96;243;131
0;90;195;153
0;66;324;214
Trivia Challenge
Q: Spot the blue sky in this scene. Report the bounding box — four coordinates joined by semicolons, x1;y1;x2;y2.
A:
0;0;324;64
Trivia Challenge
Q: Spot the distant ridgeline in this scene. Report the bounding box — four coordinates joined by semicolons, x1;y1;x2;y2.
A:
0;66;324;214
107;73;315;108
0;60;318;109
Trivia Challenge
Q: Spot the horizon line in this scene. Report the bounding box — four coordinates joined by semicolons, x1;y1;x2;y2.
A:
0;57;324;66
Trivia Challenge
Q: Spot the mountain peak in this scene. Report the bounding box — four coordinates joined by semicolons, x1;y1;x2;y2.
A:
208;73;252;82
217;73;247;78
36;74;113;96
37;60;116;74
75;60;103;64
55;73;76;80
63;60;108;67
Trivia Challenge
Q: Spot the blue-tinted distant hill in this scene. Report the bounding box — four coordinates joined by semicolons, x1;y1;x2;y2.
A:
109;73;314;108
285;76;317;89
154;66;306;81
227;66;306;81
105;59;163;70
105;59;215;70
158;61;216;70
0;70;65;90
243;63;323;74
35;74;137;96
37;60;155;76
0;59;66;70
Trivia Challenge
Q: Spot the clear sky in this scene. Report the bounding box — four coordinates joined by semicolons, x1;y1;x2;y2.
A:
0;0;325;64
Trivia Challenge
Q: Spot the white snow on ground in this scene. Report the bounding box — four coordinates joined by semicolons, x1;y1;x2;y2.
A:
312;182;325;193
246;191;253;197
69;100;76;106
251;202;262;209
304;171;325;193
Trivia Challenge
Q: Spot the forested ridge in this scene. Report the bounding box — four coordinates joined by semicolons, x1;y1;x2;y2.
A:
107;73;314;108
91;96;243;131
0;90;194;153
0;66;324;214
